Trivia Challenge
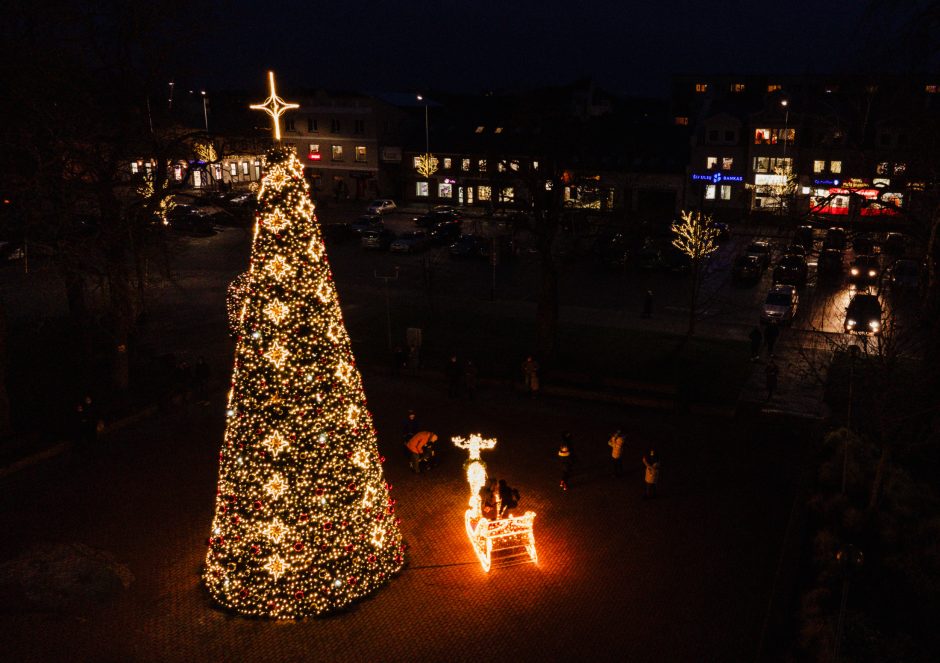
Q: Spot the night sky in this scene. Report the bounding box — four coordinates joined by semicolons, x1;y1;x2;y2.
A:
202;0;880;97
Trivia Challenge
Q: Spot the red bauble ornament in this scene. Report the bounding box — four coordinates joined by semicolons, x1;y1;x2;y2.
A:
251;545;261;555
253;500;263;510
294;541;304;551
294;590;304;599
240;589;249;599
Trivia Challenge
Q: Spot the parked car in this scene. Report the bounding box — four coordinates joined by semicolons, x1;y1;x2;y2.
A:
888;259;922;291
350;214;384;235
367;199;397;215
360;228;395;250
745;241;772;269
449;235;490;259
710;221;731;240
761;284;799;325
883;232;905;258
429;219;463;244
783;243;806;257
824;227;847;251
817;248;844;280
849;255;880;285
390;230;431;253
793;225;815;250
845;293;882;335
852;234;875;255
732;254;763;281
166;205;214;235
414;209;461;228
773;254;809;286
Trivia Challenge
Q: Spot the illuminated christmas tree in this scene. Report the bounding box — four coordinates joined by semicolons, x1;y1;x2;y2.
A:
204;73;403;618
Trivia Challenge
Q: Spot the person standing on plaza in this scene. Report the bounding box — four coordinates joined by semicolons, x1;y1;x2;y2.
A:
764;323;780;359
765;360;779;401
558;442;574;490
608;428;625;477
445;355;462;398
749;326;763;362
642;448;660;498
406;431;438;473
522;356;540;398
401;409;420;444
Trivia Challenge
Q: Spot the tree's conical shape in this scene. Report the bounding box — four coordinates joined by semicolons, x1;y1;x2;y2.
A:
204;149;403;618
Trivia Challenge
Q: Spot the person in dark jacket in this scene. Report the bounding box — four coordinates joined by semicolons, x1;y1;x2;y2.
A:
765;360;779;401
643;448;660;498
497;479;520;517
558;442;574;490
401;410;420;443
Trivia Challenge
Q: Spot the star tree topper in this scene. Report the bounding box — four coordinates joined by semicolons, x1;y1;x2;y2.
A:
250;71;299;142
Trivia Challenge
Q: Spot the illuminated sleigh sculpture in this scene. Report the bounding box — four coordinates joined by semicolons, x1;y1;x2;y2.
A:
453;434;537;572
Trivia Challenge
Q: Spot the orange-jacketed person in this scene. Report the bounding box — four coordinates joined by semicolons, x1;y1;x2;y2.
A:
406;431;438;473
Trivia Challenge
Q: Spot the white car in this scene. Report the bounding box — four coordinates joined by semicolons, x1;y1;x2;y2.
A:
367;199;397;215
760;284;799;325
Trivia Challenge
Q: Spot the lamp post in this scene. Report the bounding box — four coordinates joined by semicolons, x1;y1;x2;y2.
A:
842;344;861;494
780;98;790;216
201;90;209;132
417;94;430;209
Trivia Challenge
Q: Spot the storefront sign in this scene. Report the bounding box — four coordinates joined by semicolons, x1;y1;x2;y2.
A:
755;174;786;186
813;178;840;186
691;172;743;183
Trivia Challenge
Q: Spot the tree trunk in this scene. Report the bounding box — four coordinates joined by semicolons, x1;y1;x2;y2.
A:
687;259;700;338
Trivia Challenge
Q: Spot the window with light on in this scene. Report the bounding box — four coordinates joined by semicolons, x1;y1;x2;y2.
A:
438;183;453;198
416;182;428;197
332;145;344;161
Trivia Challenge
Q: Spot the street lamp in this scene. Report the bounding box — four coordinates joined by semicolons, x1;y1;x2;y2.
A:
201;90;209;132
417;94;430;209
780;98;790;216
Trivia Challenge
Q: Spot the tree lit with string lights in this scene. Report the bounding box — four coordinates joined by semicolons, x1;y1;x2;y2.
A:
203;73;404;618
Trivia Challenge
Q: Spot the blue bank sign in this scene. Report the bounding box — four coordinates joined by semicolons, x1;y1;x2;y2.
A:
691;172;744;183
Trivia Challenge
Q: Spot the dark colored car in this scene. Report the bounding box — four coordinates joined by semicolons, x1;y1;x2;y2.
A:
888;259;921;291
390;230;431;253
845;293;882;335
429;219;462;244
783;244;806;257
883;232;905;258
449;235;489;259
817;248;844;280
773;254;808;286
793;225;815;250
849;255;880;285
711;221;731;240
732;254;763;281
414;209;461;228
350;214;384;235
824;227;847;251
852;234;875;255
745;241;772;269
360;228;395;250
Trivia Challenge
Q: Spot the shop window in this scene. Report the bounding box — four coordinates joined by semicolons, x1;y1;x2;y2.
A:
241;162;249;175
416;182;428;197
230;163;238;177
478;159;487;173
675;116;689;126
722;157;733;171
813;160;825;173
331;145;344;161
355;146;367;162
477;185;491;201
438;183;453;198
830;161;842;174
253;162;261;179
461;158;470;171
309;144;320;159
720;185;731;200
308;118;318;132
443;158;452;169
354;119;365;134
705;185;716;199
695;83;708;93
706;156;718;169
500;187;514;202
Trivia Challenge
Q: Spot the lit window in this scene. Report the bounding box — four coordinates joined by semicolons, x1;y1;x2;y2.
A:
894;162;907;175
413;156;422;169
230;163;237;177
475;126;485;133
193;170;202;188
461;158;470;171
241;162;249;175
813;160;825;173
754;128;772;144
720;185;731;200
355;146;367;162
253;161;261;179
477;185;491;201
416;181;428;197
308;118;318;132
722;157;733;171
500;187;514;202
830;161;842;174
213;164;221;180
705;185;716;199
494;127;503;134
926;84;939;94
438;183;453;198
675;116;689;126
309;144;320;160
753;157;769;173
478;159;487;172
767;84;781;92
174;165;182;181
130;161;139;174
876;162;890;175
532;160;539;170
706;156;718;169
443;158;452;169
498;161;506;173
331;145;344;161
732;83;745;92
695;83;708;93
510;160;520;171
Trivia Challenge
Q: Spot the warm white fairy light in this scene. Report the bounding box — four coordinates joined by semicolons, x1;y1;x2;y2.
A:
203;144;404;619
249;71;299;142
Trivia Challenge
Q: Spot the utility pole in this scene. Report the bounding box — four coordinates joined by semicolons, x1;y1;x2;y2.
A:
374;267;399;349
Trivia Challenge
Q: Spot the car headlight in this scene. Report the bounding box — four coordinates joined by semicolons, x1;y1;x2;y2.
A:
846;319;856;327
869;321;880;331
851;268;859;275
868;270;876;277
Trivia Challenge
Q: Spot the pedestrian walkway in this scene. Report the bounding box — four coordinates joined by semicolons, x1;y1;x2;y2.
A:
738;337;831;420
